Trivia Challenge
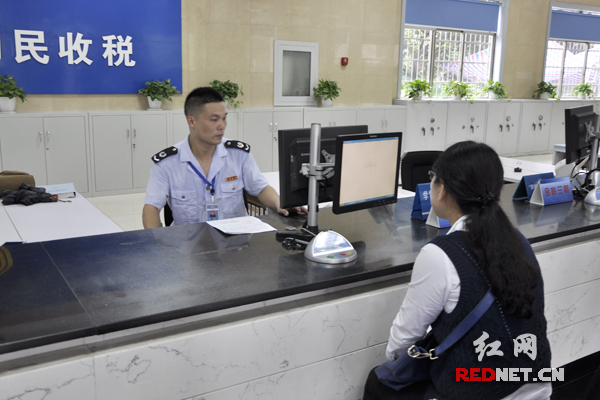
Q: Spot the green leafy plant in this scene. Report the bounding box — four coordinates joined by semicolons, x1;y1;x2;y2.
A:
138;79;180;102
443;80;472;100
0;74;27;102
533;81;557;99
312;79;341;101
402;80;432;101
209;79;244;108
572;83;594;99
482;79;507;99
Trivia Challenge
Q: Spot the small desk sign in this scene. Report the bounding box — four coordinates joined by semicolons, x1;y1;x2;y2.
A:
411;183;451;228
530;177;573;206
513;173;555;201
38;183;76;199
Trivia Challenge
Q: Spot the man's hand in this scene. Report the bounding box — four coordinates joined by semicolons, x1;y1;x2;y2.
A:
276;206;307;217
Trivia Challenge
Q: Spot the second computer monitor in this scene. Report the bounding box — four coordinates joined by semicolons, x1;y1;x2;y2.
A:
332;132;402;215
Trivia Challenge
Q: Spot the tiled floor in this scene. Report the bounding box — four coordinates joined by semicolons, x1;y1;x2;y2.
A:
86;153;555;232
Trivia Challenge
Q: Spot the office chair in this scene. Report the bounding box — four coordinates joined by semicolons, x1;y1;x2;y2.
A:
162;191;250;227
400;151;443;192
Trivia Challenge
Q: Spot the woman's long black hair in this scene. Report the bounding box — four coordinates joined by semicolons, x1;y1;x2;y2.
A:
432;141;541;318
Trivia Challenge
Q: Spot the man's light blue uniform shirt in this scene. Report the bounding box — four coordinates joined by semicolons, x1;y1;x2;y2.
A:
144;137;268;225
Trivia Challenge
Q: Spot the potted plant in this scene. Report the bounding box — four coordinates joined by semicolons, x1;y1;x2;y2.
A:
443;80;472;100
533;81;557;100
209;79;244;108
402;80;432;101
312;79;341;107
138;79;181;109
573;83;594;99
0;74;27;112
482;79;507;100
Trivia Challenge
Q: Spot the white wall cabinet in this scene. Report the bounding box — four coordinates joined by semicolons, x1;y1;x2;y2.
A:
445;101;487;148
92;112;168;193
172;110;239;145
242;109;303;172
485;101;521;155
404;102;448;154
0;115;89;194
518;102;553;154
360;107;406;134
303;108;358;128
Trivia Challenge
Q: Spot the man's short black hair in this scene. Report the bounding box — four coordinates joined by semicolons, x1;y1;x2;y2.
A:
184;87;224;117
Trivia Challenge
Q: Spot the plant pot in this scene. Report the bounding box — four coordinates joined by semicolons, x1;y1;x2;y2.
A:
0;97;17;112
539;92;550;100
488;92;498;100
147;96;162;110
577;93;585;99
453;95;463;101
318;98;333;107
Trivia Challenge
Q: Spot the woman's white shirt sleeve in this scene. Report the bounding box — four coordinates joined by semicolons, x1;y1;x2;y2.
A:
385;242;461;361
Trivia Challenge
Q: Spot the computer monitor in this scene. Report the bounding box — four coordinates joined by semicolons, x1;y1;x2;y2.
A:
332;132;402;215
565;105;596;164
278;125;369;209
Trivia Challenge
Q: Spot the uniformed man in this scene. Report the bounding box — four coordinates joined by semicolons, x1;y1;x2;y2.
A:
142;87;300;228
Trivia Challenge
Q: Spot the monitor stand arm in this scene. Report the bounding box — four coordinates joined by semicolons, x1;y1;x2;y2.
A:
275;123;334;243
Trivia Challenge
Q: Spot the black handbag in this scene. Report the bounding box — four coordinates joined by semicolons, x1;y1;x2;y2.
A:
375;289;494;391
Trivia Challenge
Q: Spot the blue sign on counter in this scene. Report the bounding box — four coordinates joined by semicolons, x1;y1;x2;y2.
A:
530;176;574;206
411;182;451;228
0;0;182;94
513;172;555;201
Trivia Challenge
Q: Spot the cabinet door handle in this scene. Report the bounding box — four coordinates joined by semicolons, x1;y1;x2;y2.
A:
499;124;503;133
538;123;542;130
532;123;536;131
470;125;474;134
385;119;388;128
134;129;137;138
39;132;43;142
333;121;336;126
421;127;426;136
46;131;50;150
127;129;130;138
430;127;435;135
269;122;273;132
506;124;510;132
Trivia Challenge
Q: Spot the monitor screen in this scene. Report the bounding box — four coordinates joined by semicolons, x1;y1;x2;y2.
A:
278;125;369;209
565;105;596;164
332;132;402;215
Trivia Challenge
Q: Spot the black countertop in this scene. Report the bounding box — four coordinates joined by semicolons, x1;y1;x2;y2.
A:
1;184;600;355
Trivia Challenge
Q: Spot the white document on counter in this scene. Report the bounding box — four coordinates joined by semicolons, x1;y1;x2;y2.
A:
207;216;276;235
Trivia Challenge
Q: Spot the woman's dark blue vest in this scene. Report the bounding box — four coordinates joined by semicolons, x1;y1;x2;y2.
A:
426;231;551;400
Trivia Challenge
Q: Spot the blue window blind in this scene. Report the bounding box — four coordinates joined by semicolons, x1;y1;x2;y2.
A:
550;11;600;42
406;0;500;32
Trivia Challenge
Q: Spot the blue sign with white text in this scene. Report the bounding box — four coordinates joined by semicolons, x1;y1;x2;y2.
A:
0;0;182;94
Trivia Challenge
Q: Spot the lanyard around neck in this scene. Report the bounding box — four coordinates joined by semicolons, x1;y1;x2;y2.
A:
187;161;215;196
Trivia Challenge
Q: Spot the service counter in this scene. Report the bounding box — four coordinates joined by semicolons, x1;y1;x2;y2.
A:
1;184;600;400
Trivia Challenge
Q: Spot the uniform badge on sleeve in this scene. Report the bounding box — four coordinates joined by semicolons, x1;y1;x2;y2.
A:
224;140;251;153
151;146;178;163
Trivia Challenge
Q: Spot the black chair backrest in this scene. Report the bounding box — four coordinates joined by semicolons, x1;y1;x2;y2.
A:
400;151;443;192
162;191;249;227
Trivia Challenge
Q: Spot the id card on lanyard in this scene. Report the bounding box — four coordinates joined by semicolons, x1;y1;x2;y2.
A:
187;162;219;221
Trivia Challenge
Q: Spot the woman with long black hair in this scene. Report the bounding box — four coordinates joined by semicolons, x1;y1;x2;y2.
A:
363;141;552;400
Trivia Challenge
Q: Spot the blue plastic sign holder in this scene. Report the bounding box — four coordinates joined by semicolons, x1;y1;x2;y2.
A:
411;183;451;228
530;177;574;206
513;172;555;201
411;183;432;220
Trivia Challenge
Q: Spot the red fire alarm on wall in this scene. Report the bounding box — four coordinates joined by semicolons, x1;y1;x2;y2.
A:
341;57;348;66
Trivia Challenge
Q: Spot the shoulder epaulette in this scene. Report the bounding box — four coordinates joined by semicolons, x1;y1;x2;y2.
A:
224;140;251;153
151;146;178;163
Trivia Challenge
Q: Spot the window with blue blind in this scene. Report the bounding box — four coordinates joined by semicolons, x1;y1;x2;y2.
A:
402;0;501;98
545;7;600;98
